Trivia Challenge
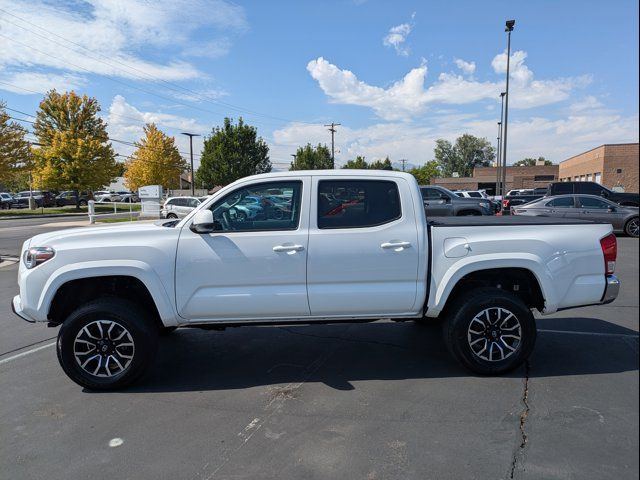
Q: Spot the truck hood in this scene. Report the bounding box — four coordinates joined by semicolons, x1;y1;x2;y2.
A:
27;221;174;249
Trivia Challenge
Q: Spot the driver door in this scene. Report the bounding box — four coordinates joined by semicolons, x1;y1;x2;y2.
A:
175;178;311;321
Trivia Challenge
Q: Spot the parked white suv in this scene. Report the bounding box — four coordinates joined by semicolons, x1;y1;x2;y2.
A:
13;170;620;390
94;191;122;202
161;196;203;219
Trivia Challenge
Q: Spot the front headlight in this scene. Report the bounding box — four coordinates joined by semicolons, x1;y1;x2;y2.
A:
23;247;55;269
479;202;491;210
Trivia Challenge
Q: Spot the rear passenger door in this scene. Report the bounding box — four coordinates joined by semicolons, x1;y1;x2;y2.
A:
307;177;420;317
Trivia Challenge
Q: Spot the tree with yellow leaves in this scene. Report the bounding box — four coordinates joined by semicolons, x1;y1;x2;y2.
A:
0;102;32;191
124;124;186;192
32;90;117;203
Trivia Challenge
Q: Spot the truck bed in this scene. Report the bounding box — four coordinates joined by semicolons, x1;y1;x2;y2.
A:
428;216;606;227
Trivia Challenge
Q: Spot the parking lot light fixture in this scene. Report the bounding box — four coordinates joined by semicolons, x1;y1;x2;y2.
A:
502;20;515;194
181;132;200;196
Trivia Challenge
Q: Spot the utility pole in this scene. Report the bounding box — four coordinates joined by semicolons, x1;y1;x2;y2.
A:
400;159;408;172
502;20;515;196
181;132;200;195
324;122;341;169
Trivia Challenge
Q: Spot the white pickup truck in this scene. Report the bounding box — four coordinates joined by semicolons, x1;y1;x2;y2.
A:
12;170;620;390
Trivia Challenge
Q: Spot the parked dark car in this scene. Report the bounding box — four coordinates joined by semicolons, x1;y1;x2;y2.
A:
547;181;639;207
12;190;57;208
55;191;92;207
420;186;494;216
512;194;639;237
0;192;13;209
501;193;545;215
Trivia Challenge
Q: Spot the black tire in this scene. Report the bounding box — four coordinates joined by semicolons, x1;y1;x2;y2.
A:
442;287;536;375
78;200;88;207
624;217;639;238
166;213;178;219
56;298;158;390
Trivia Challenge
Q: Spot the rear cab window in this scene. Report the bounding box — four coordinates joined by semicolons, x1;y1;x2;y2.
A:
318;180;401;229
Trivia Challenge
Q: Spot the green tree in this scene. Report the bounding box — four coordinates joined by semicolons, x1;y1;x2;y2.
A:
32;90;117;206
435;134;495;177
408;160;441;185
196;117;271;188
369;156;393;170
342;155;369;169
512;156;553;167
0;101;32;190
124;124;187;191
289;143;333;170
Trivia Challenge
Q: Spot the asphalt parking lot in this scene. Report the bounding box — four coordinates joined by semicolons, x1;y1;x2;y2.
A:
0;219;637;480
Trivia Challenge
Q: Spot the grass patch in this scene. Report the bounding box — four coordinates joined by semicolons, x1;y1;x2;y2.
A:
96;217;140;224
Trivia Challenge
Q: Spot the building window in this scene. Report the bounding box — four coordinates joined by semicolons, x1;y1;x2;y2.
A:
534;175;556;181
587;174;593;182
574;176;580;181
595;172;602;184
616;168;623;174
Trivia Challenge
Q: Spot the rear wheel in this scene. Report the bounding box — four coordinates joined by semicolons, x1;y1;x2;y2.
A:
166;213;178;219
625;217;639;238
443;287;536;375
56;298;158;390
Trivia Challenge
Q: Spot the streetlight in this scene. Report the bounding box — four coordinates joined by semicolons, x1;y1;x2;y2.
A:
181;132;200;196
495;121;502;197
495;91;507;196
502;20;515;195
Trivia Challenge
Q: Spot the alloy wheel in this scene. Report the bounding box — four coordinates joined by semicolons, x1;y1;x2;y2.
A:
73;320;135;377
467;307;522;362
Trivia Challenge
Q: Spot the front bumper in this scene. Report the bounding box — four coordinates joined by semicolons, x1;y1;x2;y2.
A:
601;275;620;304
11;295;36;323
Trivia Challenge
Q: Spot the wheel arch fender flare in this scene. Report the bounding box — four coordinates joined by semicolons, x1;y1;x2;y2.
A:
39;260;178;326
428;254;556;316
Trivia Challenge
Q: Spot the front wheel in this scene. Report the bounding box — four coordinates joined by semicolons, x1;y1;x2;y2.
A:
443;287;536;375
166;213;178;219
56;298;158;390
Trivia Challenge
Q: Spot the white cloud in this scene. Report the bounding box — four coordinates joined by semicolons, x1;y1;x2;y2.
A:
383;14;415;56
569;95;604;113
0;71;86;94
307;51;591;120
0;0;246;94
106;95;208;164
269;113;638;169
454;58;476;75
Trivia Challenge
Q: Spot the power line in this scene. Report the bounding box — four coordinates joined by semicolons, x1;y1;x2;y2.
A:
0;10;317;127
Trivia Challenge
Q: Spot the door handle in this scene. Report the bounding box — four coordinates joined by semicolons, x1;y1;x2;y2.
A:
381;241;412;250
273;244;305;253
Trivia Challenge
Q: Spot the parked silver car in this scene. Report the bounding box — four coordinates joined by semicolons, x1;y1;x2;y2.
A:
512;194;639;237
161;196;203;219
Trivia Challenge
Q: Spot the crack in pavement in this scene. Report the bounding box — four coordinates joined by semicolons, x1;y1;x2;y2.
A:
510;360;531;479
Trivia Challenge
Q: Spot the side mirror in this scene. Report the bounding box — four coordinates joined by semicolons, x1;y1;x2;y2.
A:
607;206;617;213
190;210;217;233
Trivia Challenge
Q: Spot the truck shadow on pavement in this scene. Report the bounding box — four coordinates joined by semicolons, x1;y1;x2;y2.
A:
126;318;639;394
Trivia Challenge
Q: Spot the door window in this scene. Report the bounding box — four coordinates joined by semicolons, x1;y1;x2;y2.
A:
421;187;445;200
578;196;611;209
209;181;302;232
546;197;575;208
576;182;604;195
552;183;573;195
318;180;401;229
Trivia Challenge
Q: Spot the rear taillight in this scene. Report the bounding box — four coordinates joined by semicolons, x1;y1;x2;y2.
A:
600;233;617;275
502;199;510;208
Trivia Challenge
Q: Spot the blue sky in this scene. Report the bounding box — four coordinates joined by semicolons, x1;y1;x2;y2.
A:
1;0;638;170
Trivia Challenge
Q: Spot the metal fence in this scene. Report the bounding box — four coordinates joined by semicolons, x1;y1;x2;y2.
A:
87;200;162;224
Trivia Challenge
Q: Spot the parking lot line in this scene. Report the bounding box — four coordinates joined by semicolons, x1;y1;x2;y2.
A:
538;329;639;338
0;342;55;366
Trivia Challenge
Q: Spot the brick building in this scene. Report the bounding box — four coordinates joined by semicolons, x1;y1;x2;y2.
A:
558;143;639;192
431;164;559;195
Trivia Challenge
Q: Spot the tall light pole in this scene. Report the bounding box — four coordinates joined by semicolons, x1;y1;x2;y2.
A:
502;19;515;195
496;91;507;196
181;132;200;195
495;121;502;197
